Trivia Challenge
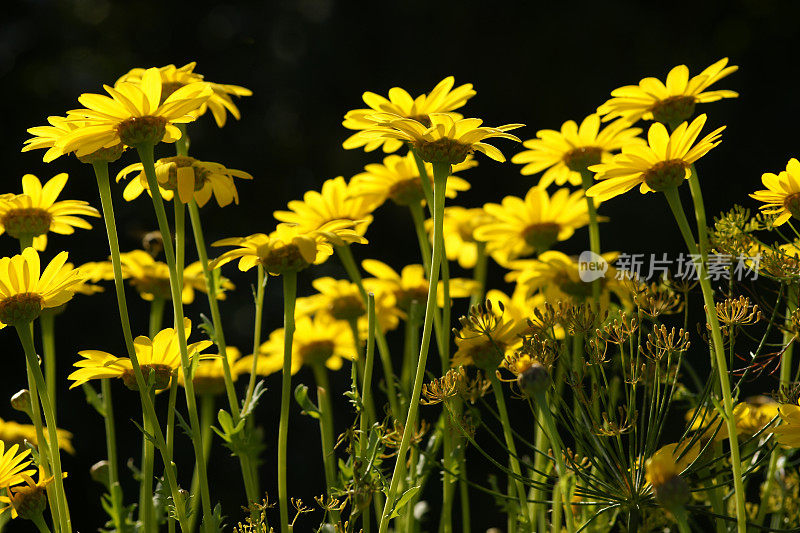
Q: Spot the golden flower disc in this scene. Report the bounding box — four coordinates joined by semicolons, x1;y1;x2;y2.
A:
328;294;366;321
122;363;173;391
299;340;335;367
784;193;800;221
642;159;688;192
563;146;603;173
651;95;697;126
116;116;168;147
1;208;52;239
0;292;44;326
522;222;561;252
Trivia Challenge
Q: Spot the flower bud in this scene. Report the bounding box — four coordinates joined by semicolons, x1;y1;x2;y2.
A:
11;389;32;416
517;363;550;397
90;460;110;489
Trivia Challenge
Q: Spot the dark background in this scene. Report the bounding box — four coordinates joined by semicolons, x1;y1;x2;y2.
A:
1;0;799;530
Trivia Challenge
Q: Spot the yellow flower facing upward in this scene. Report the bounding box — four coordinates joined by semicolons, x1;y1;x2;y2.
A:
772;403;800;448
349;153;474;208
295;277;404;333
343;76;476;153
361;259;476;316
235;314;355;376
360;112;523;164
0;466;65;520
0;249;84;327
211;222;363;275
116;62;252;128
750;158;800;226
0;173;100;251
511;115;643;188
0;418;74;455
586;114;724;202
597;58;738;125
452;290;532;371
116;156;253;207
93;250;234;303
0;442;34;490
69;318;214;391
177;347;241;396
60;67;212;157
22;116;125;164
426;206;495;269
274;177;378;238
475;187;593;262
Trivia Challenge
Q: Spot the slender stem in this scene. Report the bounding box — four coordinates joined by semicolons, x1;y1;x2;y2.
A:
348;318;377;424
409;203;432;272
663;186;746;533
359;295;377;531
401;302;422;405
92;160;188;529
312;364;340;524
139;389;156;532
278;271;298;532
101;379;124;533
489;374;532;527
187;200;240;417
16;324;71;533
189;394;216;533
469;242;488;308
31;514;52;533
378;162;448;533
136;144;213;528
40;313;57;415
335;245;400;418
579;169;602;302
672;507;692;533
244;265;267;410
165;372;179;526
174;199;185;290
532;389;575;533
149;297;165;338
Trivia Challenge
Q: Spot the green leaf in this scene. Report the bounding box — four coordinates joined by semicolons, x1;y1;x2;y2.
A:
294;384;321;419
388;486;421;519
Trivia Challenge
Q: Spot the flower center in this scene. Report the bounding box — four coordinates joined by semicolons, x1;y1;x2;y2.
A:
1;208;52;239
414;138;470;165
467;339;507;371
263;244;311;275
396;286;430;313
77;143;125;164
522;222;561;252
0;292;44;325
132;275;173;300
116;116;168;147
784;193;800;220
122;363;173;391
651;95;696;126
329;294;366;321
388;178;425;206
563;146;603;173
642;160;688;192
299;340;335;366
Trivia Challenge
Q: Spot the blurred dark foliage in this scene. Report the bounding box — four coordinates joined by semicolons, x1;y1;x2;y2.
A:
1;0;799;530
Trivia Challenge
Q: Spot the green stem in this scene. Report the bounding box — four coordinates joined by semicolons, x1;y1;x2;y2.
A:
663;186;746;533
244;265;267;410
149;297;165;338
401;301;422;406
101;379;124;533
359;295;377;531
489;374;532;527
409;203;432;272
31;514;52;533
278;271;298;533
40;313;57;415
348;318;377;424
335;245;400;418
312;363;340;524
136;144;213;530
532;390;575;533
672;507;692;533
91;160;188;530
469;242;488;308
139;389;156;531
189;394;215;533
579;170;602;302
165;372;179;529
378;162;448;533
16;324;71;533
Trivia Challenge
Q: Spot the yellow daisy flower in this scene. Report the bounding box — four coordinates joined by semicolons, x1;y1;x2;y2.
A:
425;206;495;269
452;289;531;371
69;318;214;391
597;58;738;125
177;347;240;395
295;277;403;333
511;114;643;188
360;112;523;164
22;116;125;164
0;466;65;520
585;114;724;202
349;153;474;208
0;442;34;489
235;314;355;376
343;76;476;153
60;67;212;157
475;187;592;261
273;176;377;238
361;259;476;315
0;248;84;327
116;156;253;207
116;62;252;127
210;222;363;275
645;441;699;491
772;403;800;448
505;250;626;306
749;158;800;226
0;173;100;251
93;250;233;303
0;417;75;454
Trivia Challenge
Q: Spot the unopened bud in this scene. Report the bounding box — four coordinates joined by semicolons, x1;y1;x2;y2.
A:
11;389;32;416
518;363;550;397
90;460;110;489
